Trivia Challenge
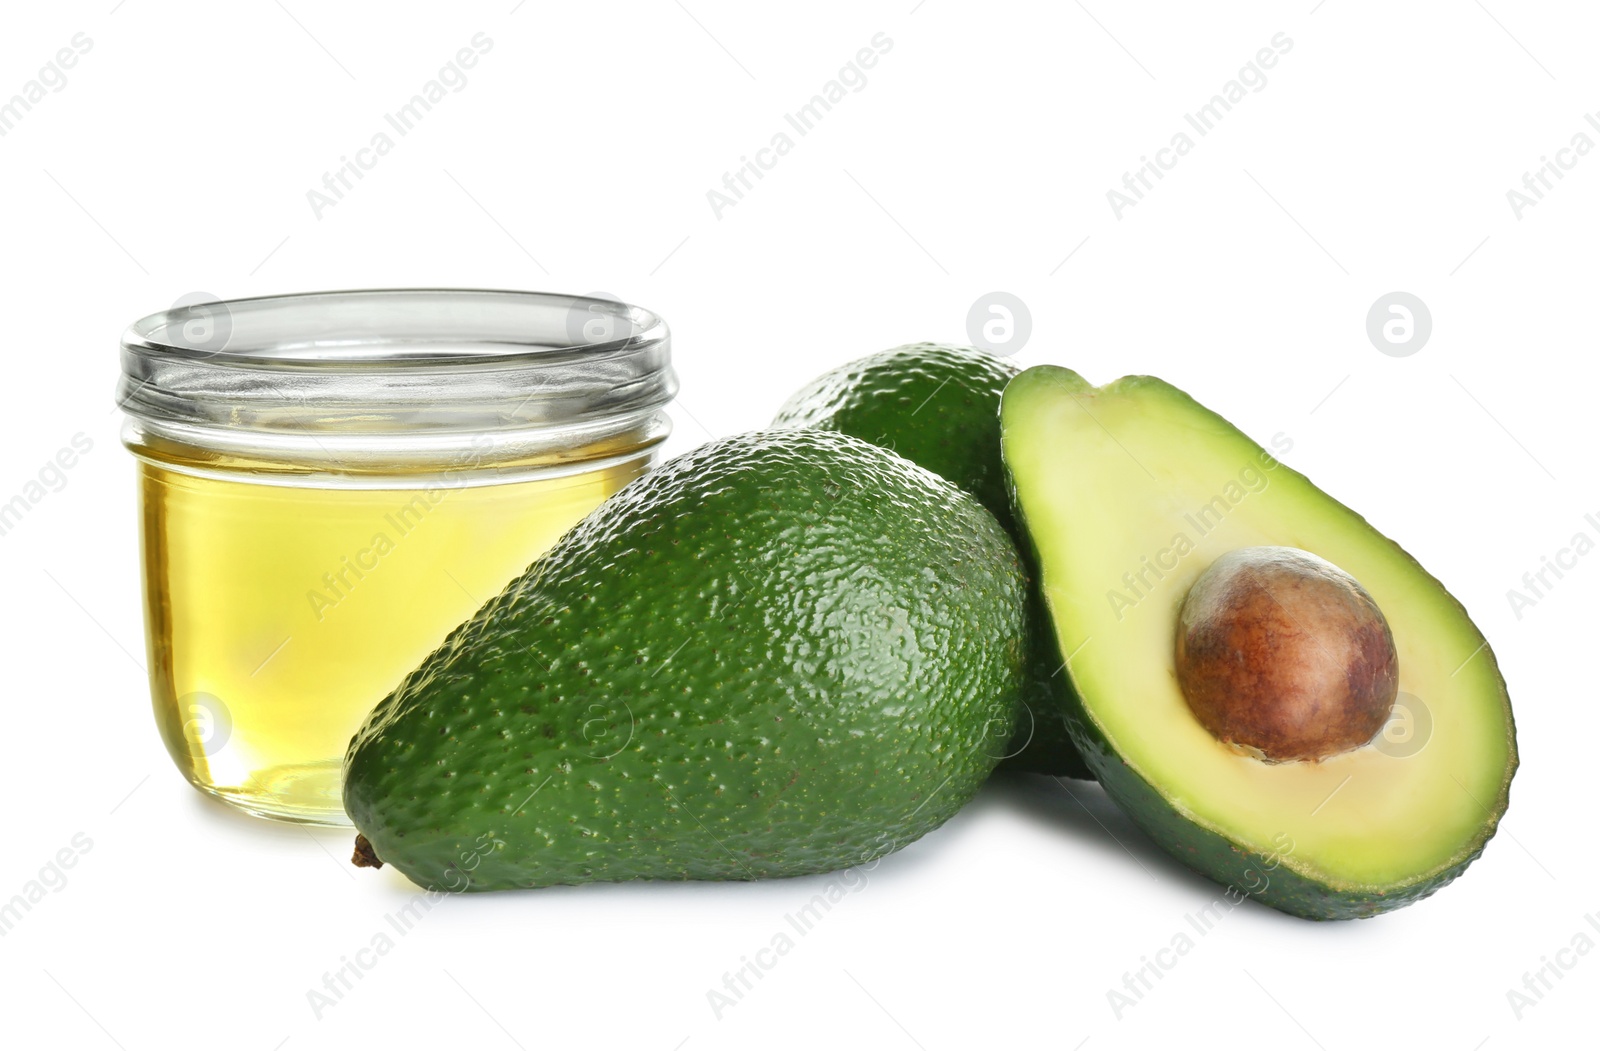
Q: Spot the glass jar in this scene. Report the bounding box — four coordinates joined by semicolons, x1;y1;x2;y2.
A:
118;290;675;826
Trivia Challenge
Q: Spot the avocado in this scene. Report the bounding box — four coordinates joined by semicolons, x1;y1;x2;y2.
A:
1000;366;1517;920
343;429;1025;891
773;343;1091;778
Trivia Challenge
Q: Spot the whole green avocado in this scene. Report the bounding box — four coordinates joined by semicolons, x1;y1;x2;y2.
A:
343;429;1025;891
773;343;1091;778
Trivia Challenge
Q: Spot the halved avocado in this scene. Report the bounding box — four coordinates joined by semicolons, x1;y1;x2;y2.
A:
1000;365;1517;920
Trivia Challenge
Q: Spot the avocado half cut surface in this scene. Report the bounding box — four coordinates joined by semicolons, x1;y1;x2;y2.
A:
1000;366;1517;920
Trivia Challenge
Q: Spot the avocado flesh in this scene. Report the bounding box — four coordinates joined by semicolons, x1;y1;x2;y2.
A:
1001;366;1517;919
774;343;1092;778
343;429;1024;891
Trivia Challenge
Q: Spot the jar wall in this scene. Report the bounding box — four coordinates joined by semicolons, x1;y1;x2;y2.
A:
138;450;654;825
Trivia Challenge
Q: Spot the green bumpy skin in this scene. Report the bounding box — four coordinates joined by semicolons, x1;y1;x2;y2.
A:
773;343;1092;778
344;429;1025;892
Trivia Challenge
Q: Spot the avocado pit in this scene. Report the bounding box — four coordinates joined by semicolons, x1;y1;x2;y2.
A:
1175;546;1398;763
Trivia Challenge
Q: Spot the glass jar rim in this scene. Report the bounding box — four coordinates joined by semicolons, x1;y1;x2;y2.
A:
118;289;675;474
119;287;674;433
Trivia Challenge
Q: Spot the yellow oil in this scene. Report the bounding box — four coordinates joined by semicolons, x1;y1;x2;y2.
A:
137;456;646;825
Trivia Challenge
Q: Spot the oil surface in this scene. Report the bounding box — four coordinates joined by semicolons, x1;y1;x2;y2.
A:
138;457;645;825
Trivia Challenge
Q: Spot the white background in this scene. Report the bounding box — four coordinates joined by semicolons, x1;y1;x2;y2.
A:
0;1;1592;1048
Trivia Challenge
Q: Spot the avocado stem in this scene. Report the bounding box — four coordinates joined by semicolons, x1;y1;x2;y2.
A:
351;833;384;869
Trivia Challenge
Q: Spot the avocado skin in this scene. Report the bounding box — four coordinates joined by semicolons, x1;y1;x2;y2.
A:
1001;366;1519;920
773;343;1020;533
773;344;1091;779
343;429;1024;891
1085;729;1504;920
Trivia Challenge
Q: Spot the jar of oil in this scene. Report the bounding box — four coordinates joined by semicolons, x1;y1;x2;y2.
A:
118;290;675;826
